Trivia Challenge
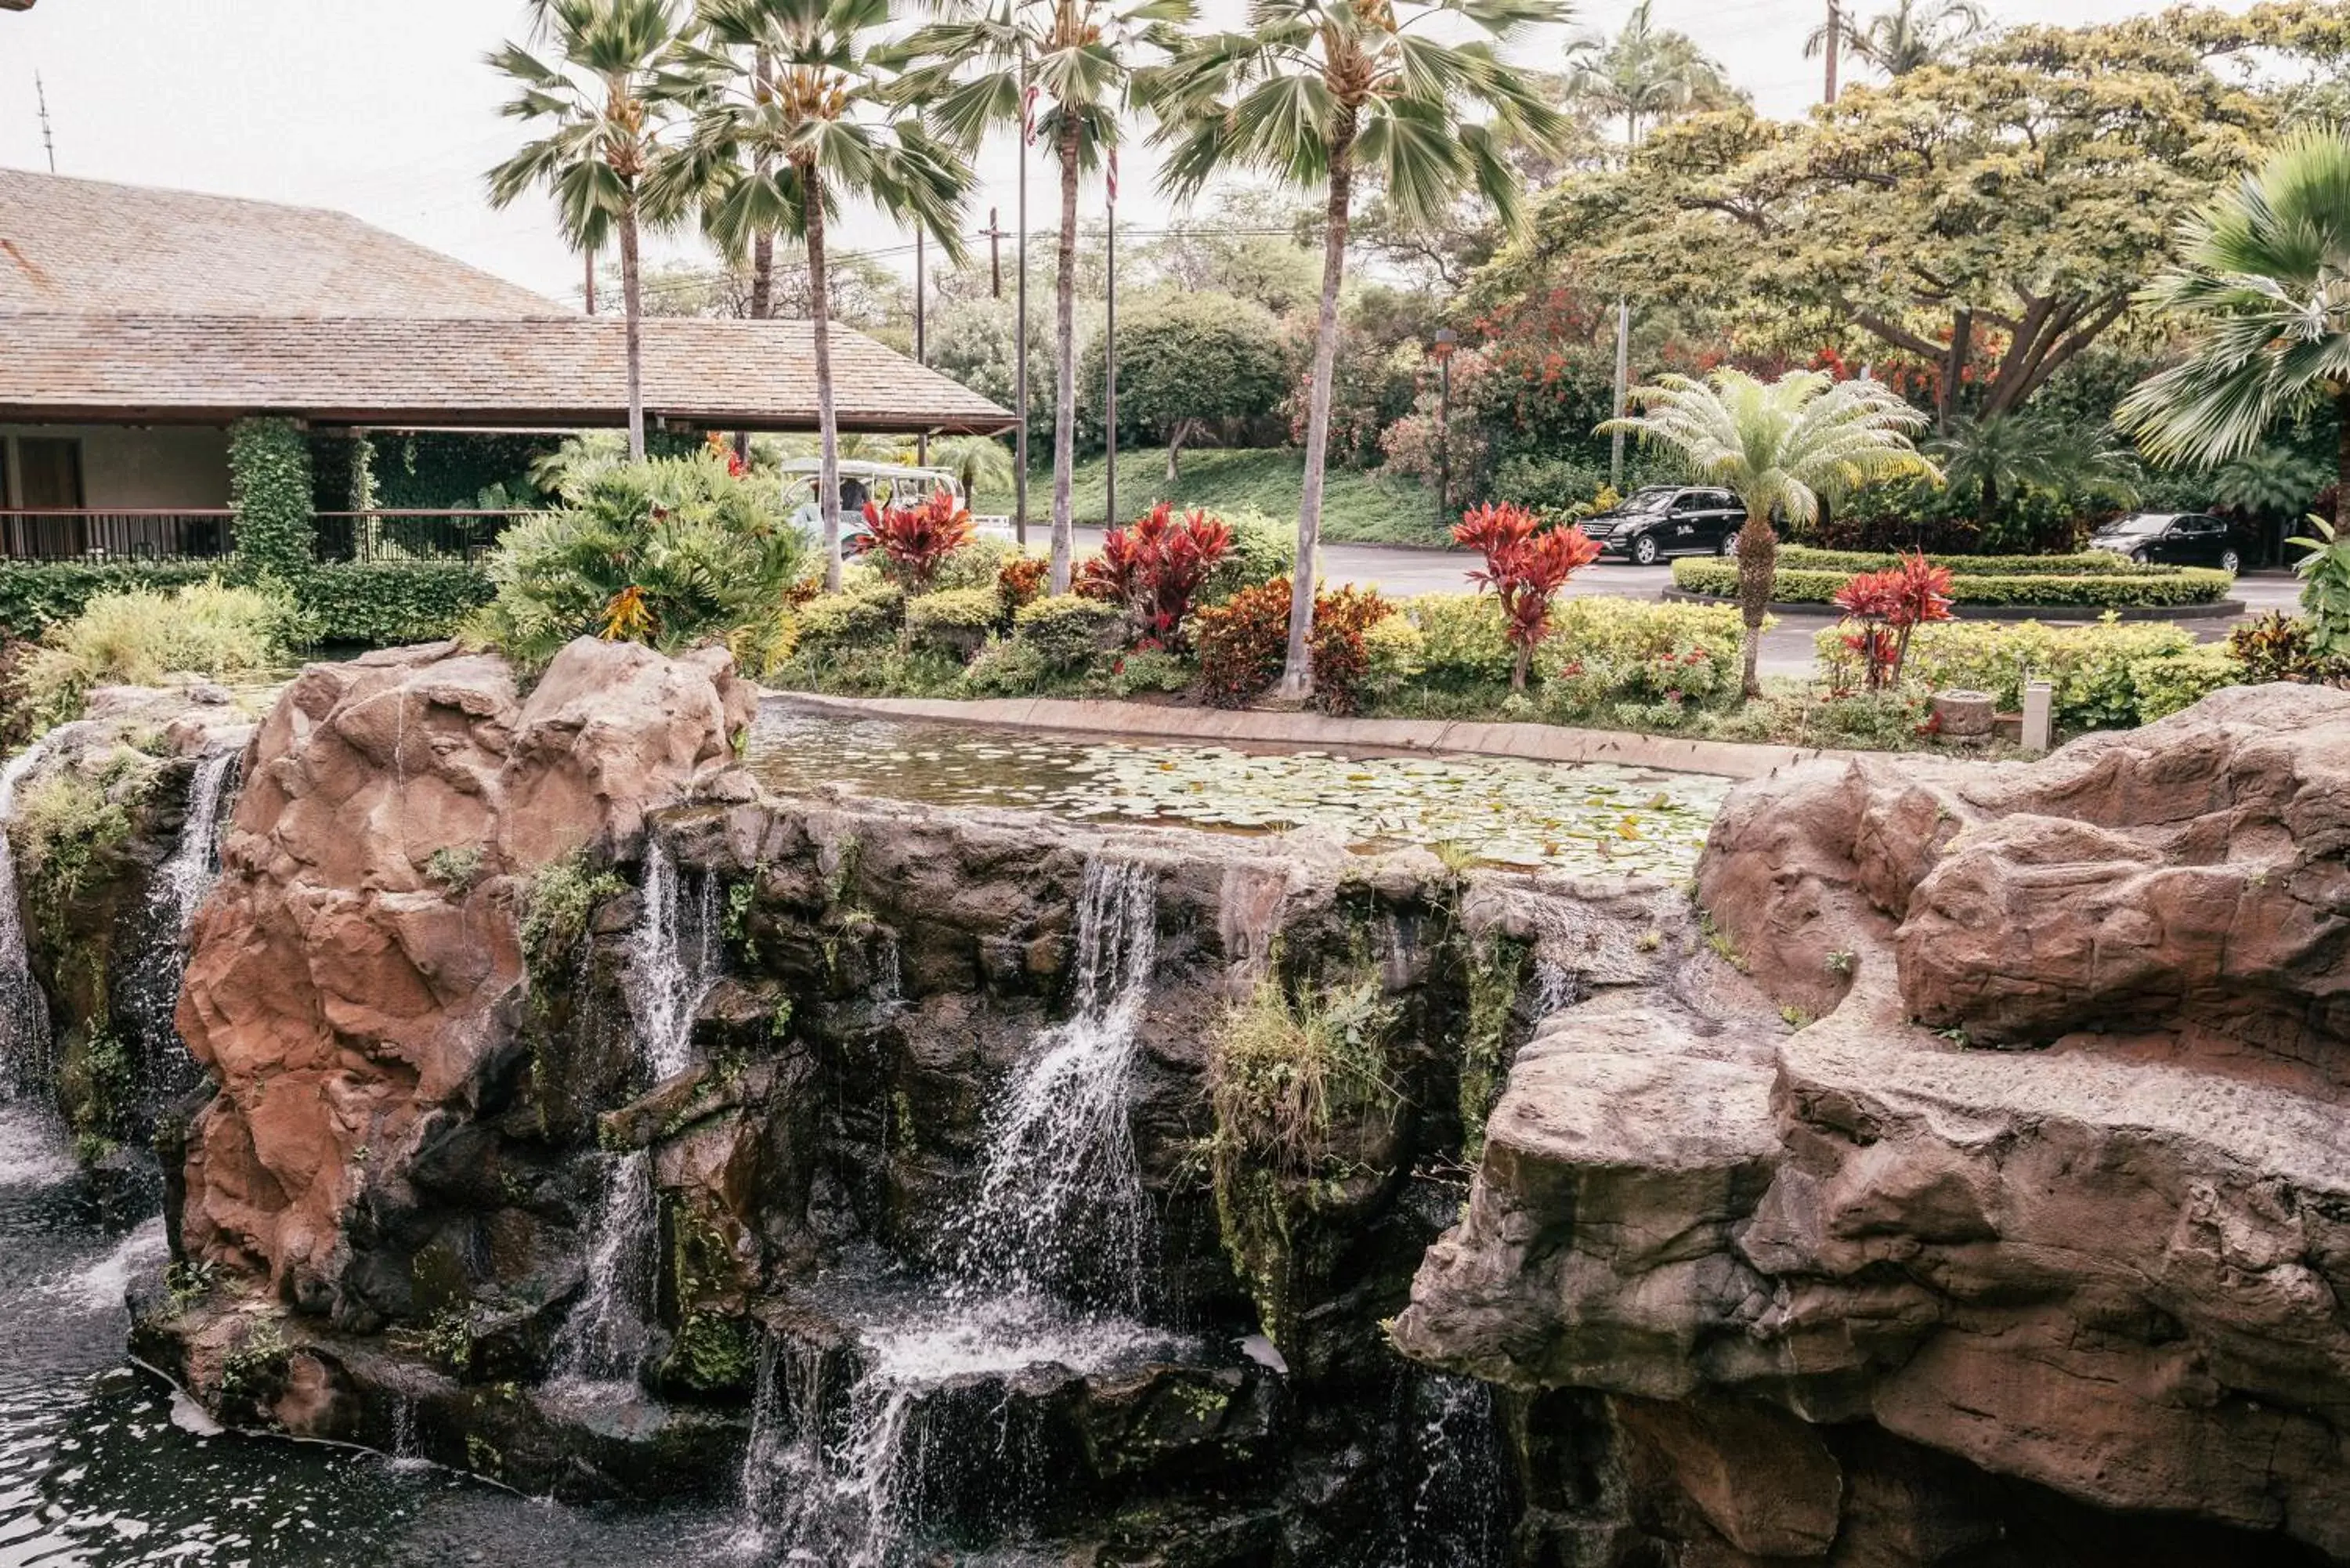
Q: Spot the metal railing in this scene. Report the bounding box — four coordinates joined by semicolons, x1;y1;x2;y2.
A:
313;510;530;564
0;509;235;562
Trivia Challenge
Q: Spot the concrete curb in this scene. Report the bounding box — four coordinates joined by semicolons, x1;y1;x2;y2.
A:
766;690;1870;780
1660;588;2249;623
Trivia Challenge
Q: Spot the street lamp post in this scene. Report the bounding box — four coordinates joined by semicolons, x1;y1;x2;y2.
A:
1432;327;1458;526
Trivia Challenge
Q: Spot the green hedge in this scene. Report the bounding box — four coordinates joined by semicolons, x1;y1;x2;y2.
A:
0;558;487;648
1812;619;2247;732
1774;545;2176;577
228;417;316;583
301;562;494;646
1673;560;2234;608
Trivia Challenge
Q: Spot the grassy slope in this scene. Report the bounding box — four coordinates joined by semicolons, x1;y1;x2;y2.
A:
1019;447;1452;547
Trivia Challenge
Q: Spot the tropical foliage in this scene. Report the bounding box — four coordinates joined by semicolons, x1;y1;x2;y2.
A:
1451;502;1600;689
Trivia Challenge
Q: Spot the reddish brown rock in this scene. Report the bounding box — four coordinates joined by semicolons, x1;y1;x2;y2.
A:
174;638;752;1317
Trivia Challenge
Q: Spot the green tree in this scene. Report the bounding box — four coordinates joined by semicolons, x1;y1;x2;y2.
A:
1566;0;1729;153
1929;414;2136;535
1602;370;1935;699
488;0;692;461
1078;290;1289;482
1149;0;1567;697
1807;0;1985;80
2120;128;2350;538
899;0;1195;595
661;0;972;591
1484;8;2350;432
926;434;1019;509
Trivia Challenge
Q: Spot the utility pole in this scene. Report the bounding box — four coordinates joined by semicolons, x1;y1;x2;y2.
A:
1014;61;1031;547
1823;0;1841;105
915;229;928;467
1105;159;1119;529
984;207;1006;299
35;71;56;172
1611;299;1630;490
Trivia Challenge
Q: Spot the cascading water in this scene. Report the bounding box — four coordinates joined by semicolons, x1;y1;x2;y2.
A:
546;1149;656;1391
737;857;1172;1564
0;735;60;1093
161;750;238;933
627;838;722;1083
1374;1371;1512;1568
126;750;243;1113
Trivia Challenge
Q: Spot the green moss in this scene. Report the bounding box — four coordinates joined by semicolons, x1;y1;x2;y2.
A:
219;1319;291;1412
722;871;763;963
1459;935;1528;1163
59;1028;134;1156
425;845;484;894
519;850;624;984
464;1432;504;1479
12;752;154;922
664;1310;754;1395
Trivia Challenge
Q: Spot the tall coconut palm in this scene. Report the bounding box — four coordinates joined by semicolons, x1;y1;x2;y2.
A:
2120;128;2350;538
660;0;974;590
1806;0;1986;81
1603;370;1936;699
1565;0;1726;154
1149;0;1567;697
897;0;1196;594
490;0;693;462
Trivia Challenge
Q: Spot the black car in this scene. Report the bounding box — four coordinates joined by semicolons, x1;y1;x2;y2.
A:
2087;512;2243;573
1580;486;1748;565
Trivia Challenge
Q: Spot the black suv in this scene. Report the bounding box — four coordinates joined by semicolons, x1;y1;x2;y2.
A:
2087;512;2242;572
1580;486;1748;565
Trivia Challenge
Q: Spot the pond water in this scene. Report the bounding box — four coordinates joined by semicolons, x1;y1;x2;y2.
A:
745;703;1733;878
0;1100;725;1568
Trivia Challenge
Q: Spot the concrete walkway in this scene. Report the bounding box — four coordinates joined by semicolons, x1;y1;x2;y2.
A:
1000;527;2301;679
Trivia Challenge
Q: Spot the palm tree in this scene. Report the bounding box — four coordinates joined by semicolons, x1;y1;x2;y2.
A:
898;0;1195;595
490;0;691;463
660;0;974;591
2120;128;2350;538
1930;414;2138;534
927;433;1019;510
1565;0;1726;154
1603;370;1936;699
1807;0;1986;81
1149;0;1567;697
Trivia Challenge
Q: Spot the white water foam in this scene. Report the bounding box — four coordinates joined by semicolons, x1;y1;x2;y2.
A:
545;1149;656;1390
0;733;63;1086
627;839;722;1083
161;750;237;933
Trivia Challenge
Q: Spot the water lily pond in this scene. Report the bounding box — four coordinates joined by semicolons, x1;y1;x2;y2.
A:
746;703;1731;876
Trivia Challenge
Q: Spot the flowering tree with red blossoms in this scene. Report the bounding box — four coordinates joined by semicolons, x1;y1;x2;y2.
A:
1452;501;1603;689
855;487;974;590
1076;502;1233;650
1832;552;1955;690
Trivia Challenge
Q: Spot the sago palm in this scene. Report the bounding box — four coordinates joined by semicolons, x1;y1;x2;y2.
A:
660;0;974;591
1566;0;1726;153
1930;414;2137;533
897;0;1196;594
2119;128;2350;537
1148;0;1567;697
489;0;694;461
1603;370;1936;699
1807;0;1985;80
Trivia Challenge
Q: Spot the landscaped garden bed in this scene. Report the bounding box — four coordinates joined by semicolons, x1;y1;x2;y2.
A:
1670;555;2236;609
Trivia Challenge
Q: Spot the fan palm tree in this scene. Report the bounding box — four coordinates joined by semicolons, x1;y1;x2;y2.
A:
1148;0;1567;697
926;433;1019;509
1603;370;1936;699
489;0;694;461
2120;128;2350;537
897;0;1195;595
1806;0;1985;80
659;0;974;591
1565;0;1726;154
1930;414;2138;533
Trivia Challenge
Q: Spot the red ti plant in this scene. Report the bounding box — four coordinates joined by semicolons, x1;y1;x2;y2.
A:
1452;502;1603;689
1076;502;1233;650
1832;552;1955;689
857;487;975;591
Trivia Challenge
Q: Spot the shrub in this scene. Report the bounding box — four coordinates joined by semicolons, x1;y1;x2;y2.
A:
302;561;493;645
14;579;309;730
1090;647;1195;699
1193;578;1393;714
1778;545;2171;576
1487;453;1607;514
1676;559;2234;608
1358;614;1426;702
1012;595;1123;669
1541;600;1741;725
229;417;315;584
855;489;975;591
1831;554;1955;690
961;635;1054;695
1816;618;2211;732
1076;503;1233;650
2229;612;2349;685
927;535;1021;593
13;750;153;919
1405;594;1514;688
1452;502;1602;688
903;586;1003;658
794;582;906;650
1202;508;1296;603
996;554;1049;620
2289;515;2350;656
2129;645;2246;721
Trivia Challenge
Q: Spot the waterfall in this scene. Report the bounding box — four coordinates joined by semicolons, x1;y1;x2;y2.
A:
127;749;243;1113
626;839;721;1083
0;736;58;1092
161;750;238;933
1376;1371;1511;1568
546;1149;656;1390
948;856;1159;1313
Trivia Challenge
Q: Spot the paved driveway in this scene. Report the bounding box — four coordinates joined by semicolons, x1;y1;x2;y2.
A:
1017;526;2297;680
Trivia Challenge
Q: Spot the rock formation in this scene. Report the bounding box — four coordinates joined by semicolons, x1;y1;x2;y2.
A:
1396;684;2350;1564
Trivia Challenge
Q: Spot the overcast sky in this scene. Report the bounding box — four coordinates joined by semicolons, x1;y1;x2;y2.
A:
0;0;2244;309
